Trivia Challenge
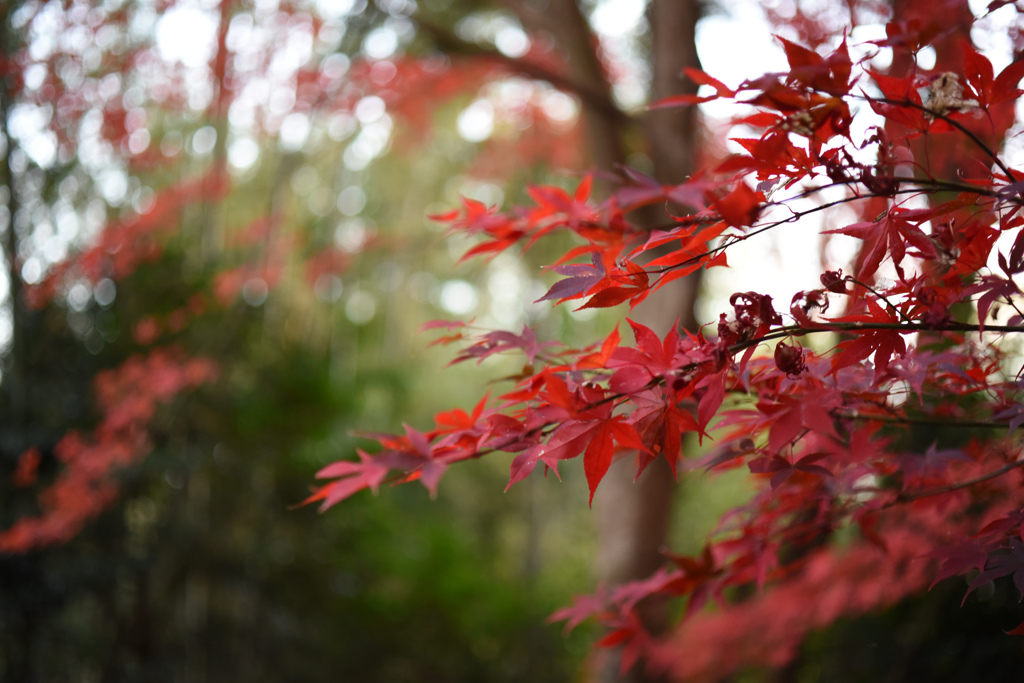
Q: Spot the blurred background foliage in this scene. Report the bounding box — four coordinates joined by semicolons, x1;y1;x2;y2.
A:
0;0;610;679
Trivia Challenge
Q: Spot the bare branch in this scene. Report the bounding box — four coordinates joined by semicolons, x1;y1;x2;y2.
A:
413;15;631;128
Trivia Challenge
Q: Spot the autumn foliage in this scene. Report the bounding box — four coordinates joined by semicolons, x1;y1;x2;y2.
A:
1;347;217;552
306;6;1024;679
5;0;1024;677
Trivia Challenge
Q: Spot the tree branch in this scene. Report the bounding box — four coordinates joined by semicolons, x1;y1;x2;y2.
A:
896;458;1024;502
864;95;1017;183
413;15;631;127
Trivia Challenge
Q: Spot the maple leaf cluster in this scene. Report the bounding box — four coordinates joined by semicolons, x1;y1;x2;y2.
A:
1;347;217;553
306;8;1024;679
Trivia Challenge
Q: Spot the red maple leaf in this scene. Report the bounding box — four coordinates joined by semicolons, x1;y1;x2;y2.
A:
829;298;908;378
304;450;390;511
825;206;937;279
583;415;647;505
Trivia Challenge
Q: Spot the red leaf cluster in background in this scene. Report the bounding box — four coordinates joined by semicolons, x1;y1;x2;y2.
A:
24;166;231;310
0;348;216;552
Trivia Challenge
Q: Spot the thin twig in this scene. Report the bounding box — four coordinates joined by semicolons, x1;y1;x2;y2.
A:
833;411;1016;431
896;458;1024;502
863;95;1017;183
847;278;912;322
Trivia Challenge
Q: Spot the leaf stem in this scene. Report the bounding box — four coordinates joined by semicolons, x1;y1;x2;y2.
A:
847;278;912;322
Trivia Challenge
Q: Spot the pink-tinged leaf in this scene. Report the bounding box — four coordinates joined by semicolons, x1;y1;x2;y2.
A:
549;591;609;633
610;167;669;211
929;541;989;589
612;566;684;613
749;452;831;490
976;276;1020;330
696;372;726;441
964;537;1024;603
306;450;390;511
484;413;531;451
683;67;735;97
507;445;544;490
793;452;833;478
542;420;597;461
769;468;795;490
610;364;655;395
417;460;448;498
824;207;936;280
452;326;560;365
666;180;711;211
607;319;677;392
538;253;606;303
829;324;907;379
767;403;804;454
403;423;432;456
420;319;470;332
630;389;698;479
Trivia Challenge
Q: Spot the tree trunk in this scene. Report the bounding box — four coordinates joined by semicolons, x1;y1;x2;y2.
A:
497;2;704;679
592;1;702;679
0;0;25;427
